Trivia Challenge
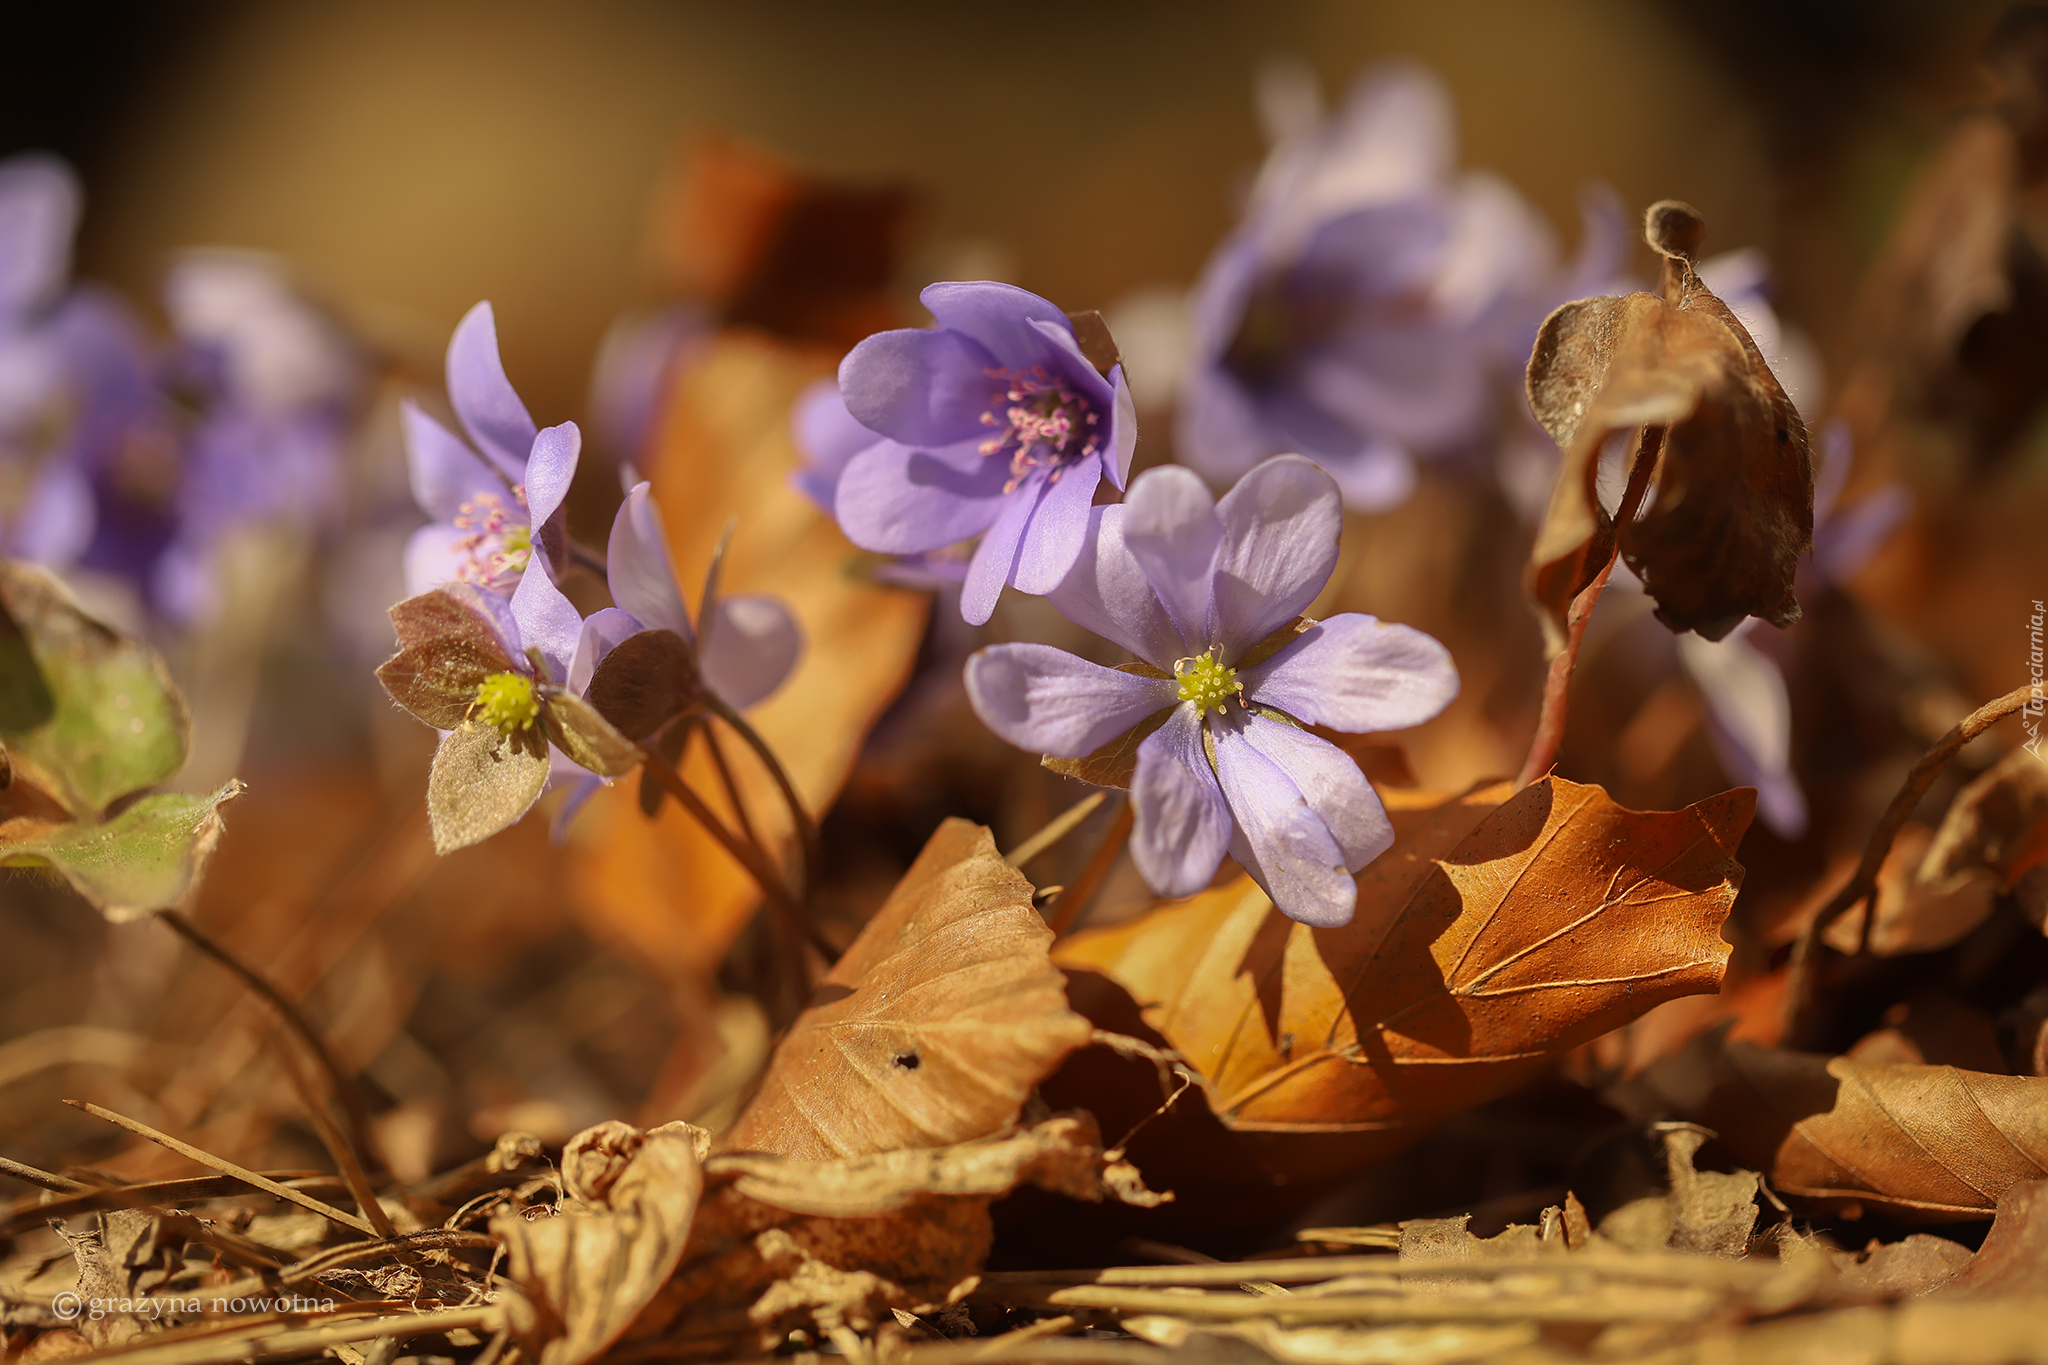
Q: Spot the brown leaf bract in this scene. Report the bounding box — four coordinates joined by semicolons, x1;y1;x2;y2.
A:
1526;202;1812;643
426;722;549;855
493;1120;705;1365
1057;778;1749;1163
1940;1178;2048;1298
720;818;1093;1161
1647;1038;2048;1219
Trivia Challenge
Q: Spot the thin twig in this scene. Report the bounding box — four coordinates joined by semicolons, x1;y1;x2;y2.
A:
1005;791;1109;869
0;1154;87;1193
63;1100;378;1237
268;1034;399;1238
46;1303;505;1365
1784;681;2038;1039
1516;425;1664;788
155;910;385;1181
1045;798;1134;937
698;721;764;866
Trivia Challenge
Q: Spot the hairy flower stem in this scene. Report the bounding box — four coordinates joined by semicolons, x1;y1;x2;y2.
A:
1784;681;2039;1044
1516;425;1664;788
701;689;823;893
154;910;395;1234
635;742;825;988
1046;798;1135;938
1005;790;1109;869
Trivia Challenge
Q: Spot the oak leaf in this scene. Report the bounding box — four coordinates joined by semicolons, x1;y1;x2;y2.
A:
720;818;1094;1160
571;334;927;987
1646;1037;2048;1220
1056;778;1749;1160
1525;201;1812;644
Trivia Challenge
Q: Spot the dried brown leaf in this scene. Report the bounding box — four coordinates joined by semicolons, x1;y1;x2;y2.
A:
720;818;1093;1160
1057;778;1749;1160
1526;202;1812;643
1647;1037;2048;1219
1940;1178;2048;1298
583;628;698;743
493;1120;704;1365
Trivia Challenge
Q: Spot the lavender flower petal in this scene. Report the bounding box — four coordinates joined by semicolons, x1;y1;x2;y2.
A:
1244;614;1459;732
403;522;472;598
1212;713;1357;927
1106;364;1137;488
1236;715;1393;869
790;378;881;511
1007;458;1101;596
14;461;93;566
701;593;802;711
921;281;1077;376
959;473;1045;626
834;435;1009;555
403;400;503;522
964;642;1178;758
1129;704;1233;898
838;325;1000;446
1122;464;1222;653
510;556;582;683
606;482;692;640
0;155;78;319
1045;505;1186;672
447;301;539;478
522;421;582;527
1677;629;1807;840
1212;454;1343;653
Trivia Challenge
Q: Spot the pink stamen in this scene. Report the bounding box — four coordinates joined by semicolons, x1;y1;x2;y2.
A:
976;365;1103;495
449;487;534;589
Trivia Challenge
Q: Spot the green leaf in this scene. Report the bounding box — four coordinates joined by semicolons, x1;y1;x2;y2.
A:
426;722;549;854
586;628;700;741
0;562;189;816
542;692;643;777
0;781;243;922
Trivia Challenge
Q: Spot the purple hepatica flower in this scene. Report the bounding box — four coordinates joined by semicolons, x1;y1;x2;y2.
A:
791;377;968;591
153;251;362;622
1179;63;1621;511
966;455;1458;927
550;480;803;834
833;281;1137;626
403;301;580;599
0;155;162;573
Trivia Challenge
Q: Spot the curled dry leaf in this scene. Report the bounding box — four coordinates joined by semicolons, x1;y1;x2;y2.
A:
493;1120;705;1365
1825;747;2048;955
0;561;188;818
1643;1035;2048;1220
1057;778;1749;1170
572;334;927;985
1940;1179;2048;1298
1525;201;1812;644
722;818;1094;1159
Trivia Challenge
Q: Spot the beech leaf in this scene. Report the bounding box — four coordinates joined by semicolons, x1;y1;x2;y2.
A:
1646;1037;2048;1220
0;781;242;922
542;692;642;778
0;561;188;817
426;722;549;855
719;818;1094;1160
1057;778;1750;1158
1526;201;1812;644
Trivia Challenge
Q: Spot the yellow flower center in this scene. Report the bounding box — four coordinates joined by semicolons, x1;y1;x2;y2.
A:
1175;651;1240;717
473;671;540;735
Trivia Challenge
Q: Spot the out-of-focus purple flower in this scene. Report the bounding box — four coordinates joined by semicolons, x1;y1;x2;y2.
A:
832;281;1137;626
587;301;713;469
0;155;161;573
1179;63;1622;511
966;455;1458;926
153;251;362;621
403;302;581;599
550;480;803;833
1634;420;1909;839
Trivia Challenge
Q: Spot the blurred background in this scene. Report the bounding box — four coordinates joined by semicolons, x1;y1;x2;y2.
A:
3;0;2041;1238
